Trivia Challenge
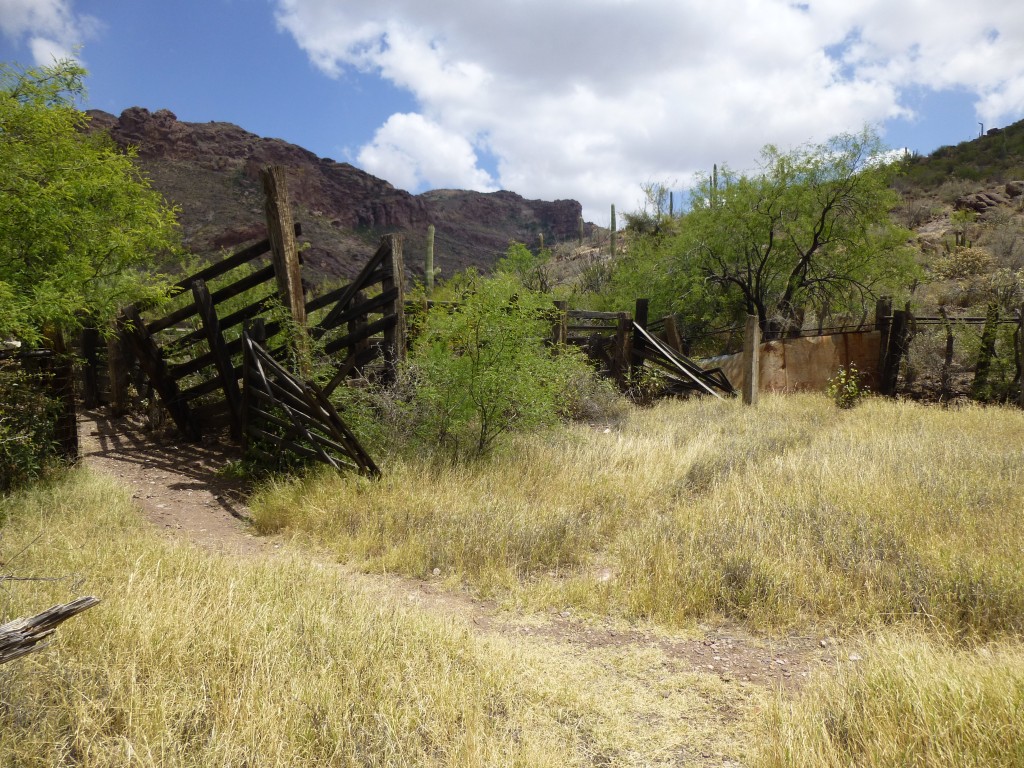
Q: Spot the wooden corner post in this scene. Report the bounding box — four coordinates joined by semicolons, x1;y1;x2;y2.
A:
261;166;306;327
742;314;760;405
381;234;407;376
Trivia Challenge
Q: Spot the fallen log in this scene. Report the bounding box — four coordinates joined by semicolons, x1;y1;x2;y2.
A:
0;596;100;665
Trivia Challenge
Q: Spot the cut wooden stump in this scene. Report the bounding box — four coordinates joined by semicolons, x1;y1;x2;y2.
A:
0;596;100;666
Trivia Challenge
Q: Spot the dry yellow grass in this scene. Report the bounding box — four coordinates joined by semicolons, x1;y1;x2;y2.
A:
759;634;1024;767
254;394;1024;636
0;470;756;766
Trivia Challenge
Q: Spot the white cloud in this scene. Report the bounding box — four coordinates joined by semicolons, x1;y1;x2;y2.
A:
274;0;1024;222
357;113;497;192
0;0;99;64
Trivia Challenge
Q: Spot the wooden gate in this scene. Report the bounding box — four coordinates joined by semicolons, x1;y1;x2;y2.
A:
241;331;379;477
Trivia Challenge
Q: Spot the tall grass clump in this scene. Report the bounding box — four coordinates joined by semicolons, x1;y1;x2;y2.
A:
253;393;1024;637
760;635;1024;767
0;470;604;766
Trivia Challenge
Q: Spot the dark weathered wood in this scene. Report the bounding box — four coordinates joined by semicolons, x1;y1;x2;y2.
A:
0;596;100;666
314;241;392;335
169;225;298;292
261;166;306;326
880;309;910;397
972;301;1000;400
939;306;954;401
612;312;631;389
241;333;379;476
568;309;623;321
106;331;132;416
323;315;396;357
631;299;650;383
191;279;242;439
148;264;276;336
80;326;101;408
876;296;893;376
741;314;760;406
381;234;406;374
662;314;684;355
552;300;568;346
44;330;79;461
122;306;200;440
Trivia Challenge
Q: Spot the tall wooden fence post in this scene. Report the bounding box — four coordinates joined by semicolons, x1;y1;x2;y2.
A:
1017;306;1024;408
192;278;242;440
551;301;568;346
261;166;306;327
613;312;631;390
631;298;649;383
876;296;892;377
880;309;911;397
381;234;406;378
45;330;79;462
741;314;760;405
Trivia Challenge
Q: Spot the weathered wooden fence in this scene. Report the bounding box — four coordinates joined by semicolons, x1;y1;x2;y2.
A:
241;329;380;477
549;299;735;398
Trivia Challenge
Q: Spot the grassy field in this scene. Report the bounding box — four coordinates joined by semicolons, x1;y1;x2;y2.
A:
0;470;757;766
4;393;1024;765
253;394;1024;637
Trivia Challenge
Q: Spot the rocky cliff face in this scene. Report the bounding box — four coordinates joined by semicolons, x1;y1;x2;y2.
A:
87;107;584;282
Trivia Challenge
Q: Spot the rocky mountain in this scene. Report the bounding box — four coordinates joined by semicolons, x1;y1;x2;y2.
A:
86;107;587;283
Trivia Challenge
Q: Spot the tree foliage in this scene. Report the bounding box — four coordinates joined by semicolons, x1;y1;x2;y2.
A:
601;129;917;344
0;60;179;345
684;130;915;337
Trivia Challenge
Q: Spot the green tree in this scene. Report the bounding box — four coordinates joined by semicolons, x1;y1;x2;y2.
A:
679;129;916;337
0;59;179;345
495;241;551;292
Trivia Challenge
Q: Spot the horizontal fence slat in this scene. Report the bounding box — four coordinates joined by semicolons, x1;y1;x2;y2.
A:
323;315;396;356
567;310;623;321
148;264;276;335
317;288;398;332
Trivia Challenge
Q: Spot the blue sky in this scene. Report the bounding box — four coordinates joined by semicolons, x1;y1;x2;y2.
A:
3;0;1024;224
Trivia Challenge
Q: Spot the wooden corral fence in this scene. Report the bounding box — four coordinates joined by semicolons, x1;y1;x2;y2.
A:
73;166;404;474
549;298;735;398
241;327;380;477
897;303;1024;405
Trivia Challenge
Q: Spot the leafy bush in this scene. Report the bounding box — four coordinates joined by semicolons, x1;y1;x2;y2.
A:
406;271;604;458
826;364;868;409
0;360;60;492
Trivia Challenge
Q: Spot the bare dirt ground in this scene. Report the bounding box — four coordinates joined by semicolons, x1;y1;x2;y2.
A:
79;409;843;765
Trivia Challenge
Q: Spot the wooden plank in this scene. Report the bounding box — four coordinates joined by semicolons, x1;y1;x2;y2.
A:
631;298;649;383
741;314;760;405
381;234;406;375
148;264;276;335
318;287;398;331
192;278;242;439
169;225;299;291
568;309;625;321
315;241;392;334
261;166;306;326
121;306;199;440
323;315;396;356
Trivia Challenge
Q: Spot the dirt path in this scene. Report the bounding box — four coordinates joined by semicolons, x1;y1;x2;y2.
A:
79;410;843;766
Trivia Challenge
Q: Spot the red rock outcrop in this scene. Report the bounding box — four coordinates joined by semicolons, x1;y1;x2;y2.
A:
86;107;584;281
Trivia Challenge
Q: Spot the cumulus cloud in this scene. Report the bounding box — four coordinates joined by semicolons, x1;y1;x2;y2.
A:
0;0;99;64
358;113;497;192
273;0;1024;221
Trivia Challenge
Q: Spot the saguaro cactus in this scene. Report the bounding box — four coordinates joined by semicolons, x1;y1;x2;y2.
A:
610;204;617;258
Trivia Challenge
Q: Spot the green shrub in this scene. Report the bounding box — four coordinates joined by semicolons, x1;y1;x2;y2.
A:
406;271;603;458
826;364;869;409
0;360;60;492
